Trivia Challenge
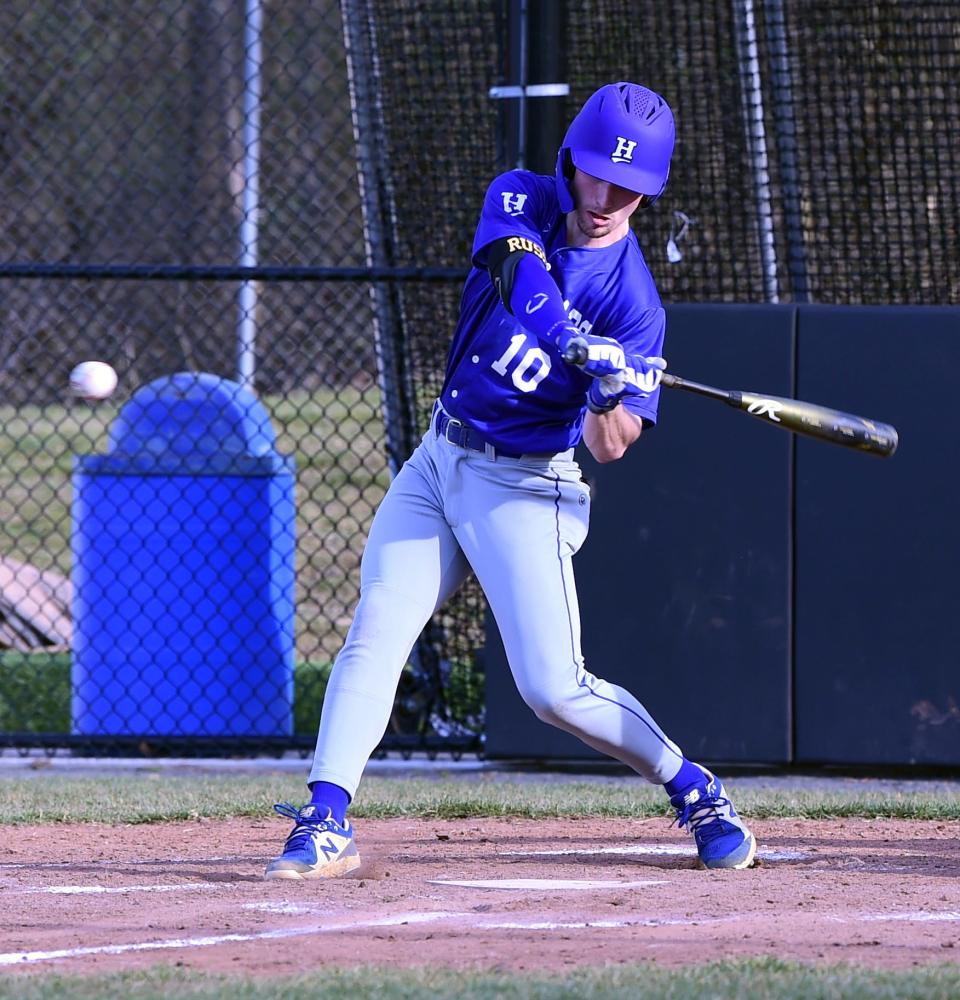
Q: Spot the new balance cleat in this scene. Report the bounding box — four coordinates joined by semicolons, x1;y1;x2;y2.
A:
264;802;361;880
670;765;757;870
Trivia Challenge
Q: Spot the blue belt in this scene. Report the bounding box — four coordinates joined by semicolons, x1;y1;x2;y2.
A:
434;409;528;459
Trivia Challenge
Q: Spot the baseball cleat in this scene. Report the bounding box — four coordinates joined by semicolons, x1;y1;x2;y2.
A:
670;765;757;870
264;802;361;880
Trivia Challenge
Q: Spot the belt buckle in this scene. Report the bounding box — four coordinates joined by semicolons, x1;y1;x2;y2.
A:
444;416;464;447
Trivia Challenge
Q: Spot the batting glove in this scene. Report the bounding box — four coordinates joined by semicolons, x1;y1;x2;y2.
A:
586;354;667;413
553;325;628;379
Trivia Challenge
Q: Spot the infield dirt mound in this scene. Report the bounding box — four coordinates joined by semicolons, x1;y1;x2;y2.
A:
1;816;958;975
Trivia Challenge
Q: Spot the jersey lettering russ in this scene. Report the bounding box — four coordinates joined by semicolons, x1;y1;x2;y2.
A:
439;169;665;454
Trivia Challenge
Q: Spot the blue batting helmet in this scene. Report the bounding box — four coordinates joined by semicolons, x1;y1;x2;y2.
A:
555;82;676;212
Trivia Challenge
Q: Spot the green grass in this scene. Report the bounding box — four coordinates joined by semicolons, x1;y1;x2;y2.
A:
1;960;959;1000
0;387;392;663
0;651;73;732
0;403;114;574
0;773;957;825
0;652;483;736
0;652;331;735
291;659;330;734
0;389;486;732
265;386;391;662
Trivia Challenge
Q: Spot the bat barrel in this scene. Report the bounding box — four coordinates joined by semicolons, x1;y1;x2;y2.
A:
829;416;899;457
738;391;899;457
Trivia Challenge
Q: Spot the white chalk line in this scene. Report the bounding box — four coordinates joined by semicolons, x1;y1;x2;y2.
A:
246;893;960;925
0;911;462;967
499;844;808;862
830;911;960;924
243;901;319;915
476;910;960;930
479;917;699;930
245;905;960;931
6;892;958;967
240;901;708;930
11;883;221;896
0;856;249;871
429;878;669;891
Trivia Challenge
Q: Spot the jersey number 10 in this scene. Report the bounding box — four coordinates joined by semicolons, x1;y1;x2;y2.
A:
491;333;551;393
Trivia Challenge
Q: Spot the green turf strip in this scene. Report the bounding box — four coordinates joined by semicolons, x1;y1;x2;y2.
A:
1;961;959;1000
0;773;958;824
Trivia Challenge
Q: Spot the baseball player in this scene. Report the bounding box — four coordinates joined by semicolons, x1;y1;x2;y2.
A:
266;82;756;879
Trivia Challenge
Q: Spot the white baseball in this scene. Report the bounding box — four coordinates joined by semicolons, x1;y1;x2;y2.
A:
69;361;118;401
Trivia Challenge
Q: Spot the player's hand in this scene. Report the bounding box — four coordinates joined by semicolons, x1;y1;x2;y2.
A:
586;354;667;413
556;327;628;378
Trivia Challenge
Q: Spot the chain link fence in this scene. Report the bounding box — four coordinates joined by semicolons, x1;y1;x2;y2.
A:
1;0;957;754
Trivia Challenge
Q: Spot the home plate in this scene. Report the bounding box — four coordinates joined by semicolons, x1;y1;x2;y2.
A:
429;878;668;891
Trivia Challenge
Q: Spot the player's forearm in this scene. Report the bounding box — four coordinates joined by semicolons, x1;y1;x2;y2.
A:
504;253;571;346
583;406;643;463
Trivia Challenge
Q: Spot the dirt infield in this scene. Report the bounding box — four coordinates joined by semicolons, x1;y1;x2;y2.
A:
1;816;957;975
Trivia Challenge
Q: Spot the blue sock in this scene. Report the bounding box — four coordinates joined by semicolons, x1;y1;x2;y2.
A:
664;758;706;799
308;781;351;826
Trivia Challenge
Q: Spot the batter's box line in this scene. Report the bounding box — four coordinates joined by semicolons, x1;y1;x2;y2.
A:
498;844;808;862
240;903;733;932
0;855;252;870
429;878;668;891
0;911;466;967
827;911;960;924
476;916;705;930
9;883;222;896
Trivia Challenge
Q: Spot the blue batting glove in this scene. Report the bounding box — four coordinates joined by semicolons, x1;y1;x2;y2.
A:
586;354;667;413
554;326;628;379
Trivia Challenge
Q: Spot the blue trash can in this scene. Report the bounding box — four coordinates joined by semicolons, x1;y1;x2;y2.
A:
71;373;296;738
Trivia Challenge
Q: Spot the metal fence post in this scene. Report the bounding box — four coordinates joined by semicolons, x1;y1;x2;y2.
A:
733;0;780;303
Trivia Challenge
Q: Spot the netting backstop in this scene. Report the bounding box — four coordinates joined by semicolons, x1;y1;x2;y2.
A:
0;0;956;754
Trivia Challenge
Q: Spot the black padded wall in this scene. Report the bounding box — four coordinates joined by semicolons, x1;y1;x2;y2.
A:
485;305;795;763
794;306;960;765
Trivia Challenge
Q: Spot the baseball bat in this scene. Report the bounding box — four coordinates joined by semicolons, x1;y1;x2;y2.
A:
563;339;898;458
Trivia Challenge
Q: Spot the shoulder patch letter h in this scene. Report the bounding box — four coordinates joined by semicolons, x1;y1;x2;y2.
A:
501;192;528;216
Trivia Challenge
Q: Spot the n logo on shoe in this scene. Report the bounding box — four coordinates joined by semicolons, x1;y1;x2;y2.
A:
319;837;341;860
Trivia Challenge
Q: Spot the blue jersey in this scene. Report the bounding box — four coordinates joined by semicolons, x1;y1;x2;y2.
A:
439;169;666;454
